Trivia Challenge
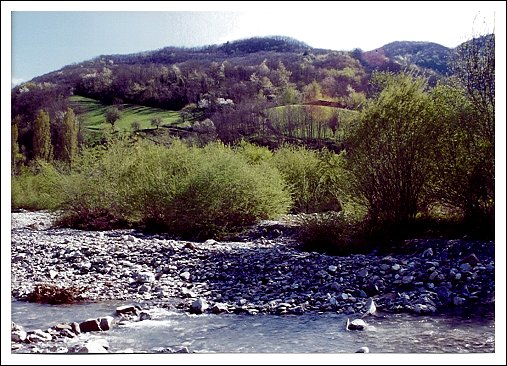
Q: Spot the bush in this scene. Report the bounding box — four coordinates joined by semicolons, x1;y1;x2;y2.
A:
272;145;345;213
144;142;291;239
11;161;64;211
58;139;292;240
25;283;87;304
296;212;369;256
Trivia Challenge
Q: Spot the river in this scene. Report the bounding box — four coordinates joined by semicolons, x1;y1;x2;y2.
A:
11;300;494;354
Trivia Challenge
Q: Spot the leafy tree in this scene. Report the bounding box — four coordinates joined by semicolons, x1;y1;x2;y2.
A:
105;106;121;127
430;82;494;228
446;33;494;227
150;116;162;129
11;115;23;172
32;109;53;162
60;107;78;166
451;34;494;140
131;120;141;132
347;73;437;227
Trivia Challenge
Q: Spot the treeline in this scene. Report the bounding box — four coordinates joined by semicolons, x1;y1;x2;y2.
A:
11;34;495;248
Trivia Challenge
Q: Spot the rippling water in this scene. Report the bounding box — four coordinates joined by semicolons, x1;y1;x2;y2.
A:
11;300;494;353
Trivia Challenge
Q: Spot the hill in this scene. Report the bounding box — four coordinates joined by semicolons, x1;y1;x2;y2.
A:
11;34;491;153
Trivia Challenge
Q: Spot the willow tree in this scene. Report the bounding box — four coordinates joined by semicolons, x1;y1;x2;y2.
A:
347;73;437;226
32;109;52;162
60;107;79;166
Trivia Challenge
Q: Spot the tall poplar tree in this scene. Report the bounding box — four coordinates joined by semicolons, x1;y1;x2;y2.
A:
61;107;78;166
32;109;52;162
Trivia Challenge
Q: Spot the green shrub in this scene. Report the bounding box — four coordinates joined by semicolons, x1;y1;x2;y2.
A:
296;212;369;256
58;139;292;239
234;140;273;164
11;162;64;211
272;145;345;213
145;142;291;239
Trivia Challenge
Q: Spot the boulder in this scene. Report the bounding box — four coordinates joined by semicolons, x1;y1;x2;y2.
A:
139;311;152;321
11;330;27;342
362;298;376;317
190;298;209;314
211;303;229;314
79;319;101;333
346;318;368;331
116;305;139;316
99;316;114;331
355;346;370;353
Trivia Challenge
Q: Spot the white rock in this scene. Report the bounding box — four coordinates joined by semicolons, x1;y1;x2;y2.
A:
355;346;370;353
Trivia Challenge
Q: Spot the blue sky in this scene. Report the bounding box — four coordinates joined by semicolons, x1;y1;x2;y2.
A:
5;2;503;86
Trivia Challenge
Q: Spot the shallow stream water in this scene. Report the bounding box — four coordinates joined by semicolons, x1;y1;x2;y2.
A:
11;300;494;354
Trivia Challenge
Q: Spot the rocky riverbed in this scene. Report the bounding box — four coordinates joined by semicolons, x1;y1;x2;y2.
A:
10;210;495;352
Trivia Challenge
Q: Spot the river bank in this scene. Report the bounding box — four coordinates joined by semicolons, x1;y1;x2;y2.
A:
10;210;495;353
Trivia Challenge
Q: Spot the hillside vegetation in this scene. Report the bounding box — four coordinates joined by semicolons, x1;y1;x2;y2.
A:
11;34;495;250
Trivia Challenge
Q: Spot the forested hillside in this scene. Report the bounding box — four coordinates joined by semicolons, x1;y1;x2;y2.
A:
11;34;495;244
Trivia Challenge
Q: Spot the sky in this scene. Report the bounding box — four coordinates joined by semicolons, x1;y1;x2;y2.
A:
1;2;507;364
4;1;503;86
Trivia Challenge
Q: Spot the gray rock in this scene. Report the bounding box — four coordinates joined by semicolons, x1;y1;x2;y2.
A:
346;318;367;331
204;239;218;245
413;304;429;313
79;319;101;333
355;346;370;353
70;322;81;335
391;264;401;271
74;339;109;353
362;298;376;317
48;269;58;279
116;305;139;316
180;271;191;281
357;269;368;278
190;298;209;314
422;248;434;257
99;316;114;331
402;275;414;284
11;330;27;342
459;263;472;272
135;271;156;283
328;265;338;272
453;296;466;306
211;303;229;314
139;311;152;321
27;329;52;342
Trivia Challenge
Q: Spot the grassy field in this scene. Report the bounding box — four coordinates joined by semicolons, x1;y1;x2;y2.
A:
70;95;182;133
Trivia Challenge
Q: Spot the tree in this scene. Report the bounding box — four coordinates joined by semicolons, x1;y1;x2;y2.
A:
446;33;494;227
11;115;22;172
131;120;141;132
60;107;78;166
347;73;437;227
452;34;494;141
32;109;52;162
430;82;494;228
105;106;121;127
150;117;162;129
